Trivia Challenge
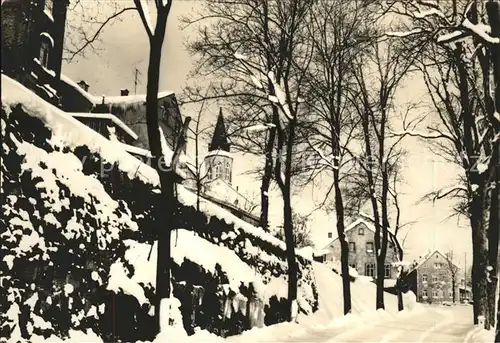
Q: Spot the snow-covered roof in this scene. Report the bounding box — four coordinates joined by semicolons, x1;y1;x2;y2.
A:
406;249;456;273
69;113;138;140
322;216;397;250
116;142;152;158
60;74;173;106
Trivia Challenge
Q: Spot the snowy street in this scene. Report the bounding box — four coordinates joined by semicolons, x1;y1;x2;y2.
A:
235;305;475;343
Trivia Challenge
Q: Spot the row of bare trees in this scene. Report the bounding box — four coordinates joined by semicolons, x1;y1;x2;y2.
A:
182;0;419;318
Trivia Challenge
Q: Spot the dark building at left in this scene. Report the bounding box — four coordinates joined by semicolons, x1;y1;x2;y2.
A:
2;0;69;106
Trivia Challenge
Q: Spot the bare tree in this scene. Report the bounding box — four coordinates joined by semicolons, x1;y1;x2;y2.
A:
300;0;375;315
350;38;414;310
131;0;191;332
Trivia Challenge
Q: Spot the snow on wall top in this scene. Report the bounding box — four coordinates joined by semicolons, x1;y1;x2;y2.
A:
69;113;139;140
60;74;173;106
1;74;304;261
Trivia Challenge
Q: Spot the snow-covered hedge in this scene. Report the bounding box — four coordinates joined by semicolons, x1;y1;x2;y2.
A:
1;76;318;342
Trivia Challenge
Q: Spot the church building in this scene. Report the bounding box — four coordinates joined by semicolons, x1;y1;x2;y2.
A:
184;109;260;227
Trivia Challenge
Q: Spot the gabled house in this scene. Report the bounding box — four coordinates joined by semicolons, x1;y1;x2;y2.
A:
318;215;402;279
404;250;459;304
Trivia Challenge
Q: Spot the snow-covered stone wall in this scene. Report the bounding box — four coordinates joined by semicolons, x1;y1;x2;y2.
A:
0;75;318;342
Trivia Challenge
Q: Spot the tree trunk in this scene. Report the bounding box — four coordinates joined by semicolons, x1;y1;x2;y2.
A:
283;185;298;321
275;115;298;322
470;192;489;328
143;10;172;332
260;110;277;232
334;170;351;314
486;0;500;334
397;284;404;311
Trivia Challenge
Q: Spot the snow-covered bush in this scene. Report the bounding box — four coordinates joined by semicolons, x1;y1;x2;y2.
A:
0;104;146;342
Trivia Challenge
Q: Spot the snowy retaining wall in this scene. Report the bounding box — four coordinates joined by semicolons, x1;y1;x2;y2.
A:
0;75;318;342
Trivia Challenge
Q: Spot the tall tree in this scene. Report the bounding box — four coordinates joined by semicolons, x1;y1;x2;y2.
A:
385;0;500;328
301;0;373;314
132;0;190;332
351;39;413;310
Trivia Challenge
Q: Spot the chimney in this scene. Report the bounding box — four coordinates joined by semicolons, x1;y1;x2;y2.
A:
77;80;90;92
120;89;129;96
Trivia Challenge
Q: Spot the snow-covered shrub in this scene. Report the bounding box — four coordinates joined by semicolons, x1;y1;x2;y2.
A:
0;105;144;342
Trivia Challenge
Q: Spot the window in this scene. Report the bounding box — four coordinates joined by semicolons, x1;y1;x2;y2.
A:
384;265;391;278
358;227;364;235
422;274;428;282
44;0;53;14
328;232;332;238
223;161;231;180
422;289;428;297
432;275;439;282
214;163;222;179
365;263;375;277
366;242;374;253
432;289;439;298
39;41;50;68
349;263;357;270
349;242;356;252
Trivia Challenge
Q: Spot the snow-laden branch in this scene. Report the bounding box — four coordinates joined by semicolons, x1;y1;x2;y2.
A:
413;8;446;19
244;123;276;132
308;140;338;170
386;28;423;37
436;30;465;43
268;71;293;121
462;19;499;44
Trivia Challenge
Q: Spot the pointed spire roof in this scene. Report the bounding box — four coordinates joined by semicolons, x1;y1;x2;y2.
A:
209;108;230;152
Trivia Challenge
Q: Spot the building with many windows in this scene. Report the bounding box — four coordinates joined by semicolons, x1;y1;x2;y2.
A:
404;250;459;303
317;215;402;279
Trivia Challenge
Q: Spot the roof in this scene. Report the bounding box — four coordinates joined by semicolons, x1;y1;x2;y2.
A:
208;108;230;152
205;149;233;159
322;217;397;250
69;113;138;140
406;250;457;273
60;74;173;106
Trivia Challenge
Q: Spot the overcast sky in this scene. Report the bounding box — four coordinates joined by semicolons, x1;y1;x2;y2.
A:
62;1;472;266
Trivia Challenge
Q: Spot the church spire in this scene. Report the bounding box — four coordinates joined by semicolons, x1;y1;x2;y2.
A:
209;108;230;152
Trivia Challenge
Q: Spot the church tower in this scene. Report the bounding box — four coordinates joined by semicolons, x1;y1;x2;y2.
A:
205;108;233;184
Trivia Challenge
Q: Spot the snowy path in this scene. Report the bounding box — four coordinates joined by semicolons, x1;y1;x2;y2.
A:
234;304;474;343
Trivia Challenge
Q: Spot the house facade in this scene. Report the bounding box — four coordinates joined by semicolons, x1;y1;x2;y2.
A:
320;218;401;279
405;250;459;304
